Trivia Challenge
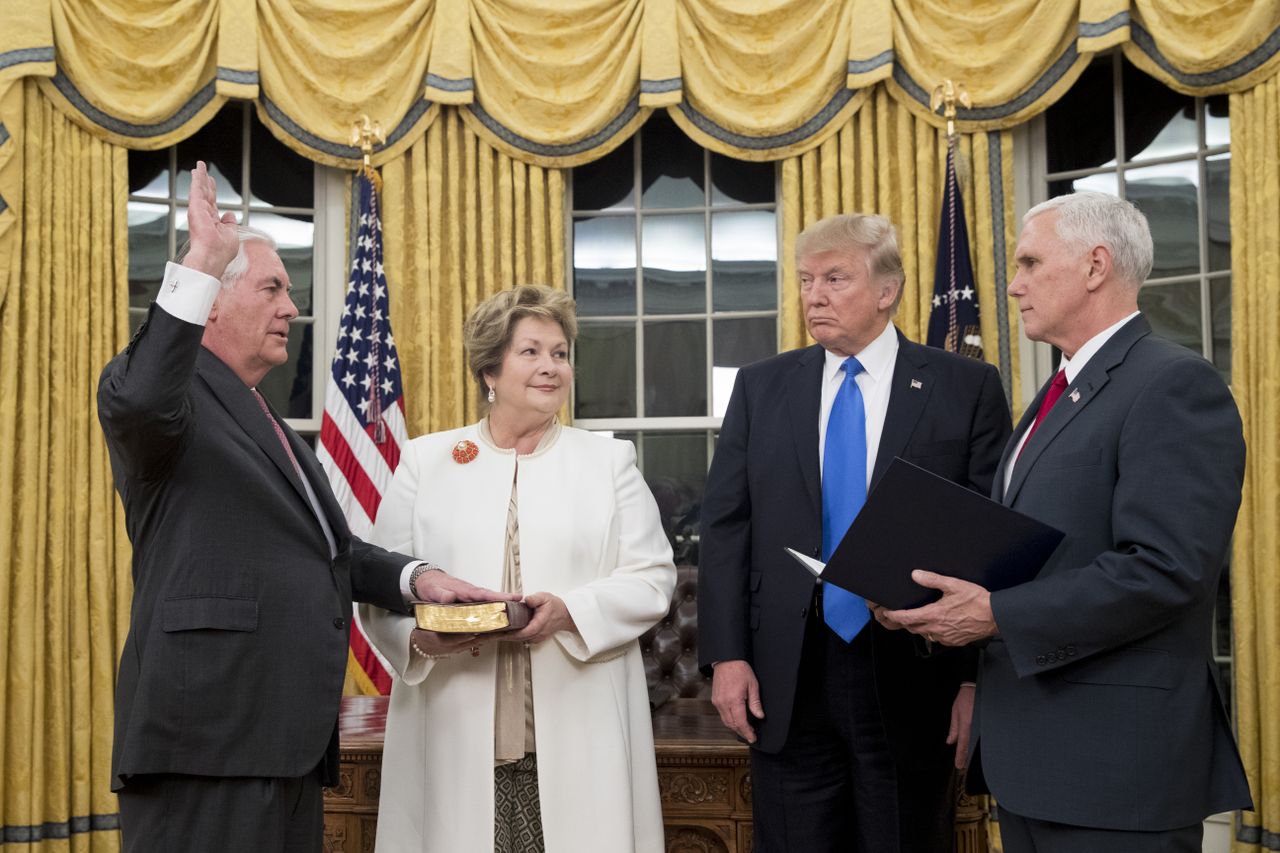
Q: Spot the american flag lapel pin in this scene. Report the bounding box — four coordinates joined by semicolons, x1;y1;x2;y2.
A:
1069;388;1080;403
910;379;923;390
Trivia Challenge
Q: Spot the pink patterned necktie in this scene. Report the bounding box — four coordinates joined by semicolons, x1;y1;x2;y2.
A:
251;388;303;478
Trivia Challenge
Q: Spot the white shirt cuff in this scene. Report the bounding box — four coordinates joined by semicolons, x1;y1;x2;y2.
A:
155;261;221;326
400;560;424;601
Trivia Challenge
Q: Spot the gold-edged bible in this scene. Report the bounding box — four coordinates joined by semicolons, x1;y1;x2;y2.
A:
413;601;531;633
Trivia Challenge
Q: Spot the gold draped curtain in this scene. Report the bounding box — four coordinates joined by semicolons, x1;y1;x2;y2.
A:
1;1;1280;849
3;0;1280;175
1229;73;1280;853
0;78;130;851
779;88;1021;409
381;108;566;436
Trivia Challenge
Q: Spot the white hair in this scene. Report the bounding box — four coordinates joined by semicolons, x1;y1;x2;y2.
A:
1024;191;1153;287
176;226;277;290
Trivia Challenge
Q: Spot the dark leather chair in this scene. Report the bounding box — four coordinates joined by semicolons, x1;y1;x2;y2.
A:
641;565;710;711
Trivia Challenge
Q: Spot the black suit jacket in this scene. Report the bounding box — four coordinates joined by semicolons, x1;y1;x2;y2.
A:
698;332;1011;759
972;315;1252;829
98;306;409;789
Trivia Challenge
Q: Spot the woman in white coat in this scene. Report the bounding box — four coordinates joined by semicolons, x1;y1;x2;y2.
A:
360;285;676;853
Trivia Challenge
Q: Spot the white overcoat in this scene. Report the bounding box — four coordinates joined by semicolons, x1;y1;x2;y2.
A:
359;423;676;853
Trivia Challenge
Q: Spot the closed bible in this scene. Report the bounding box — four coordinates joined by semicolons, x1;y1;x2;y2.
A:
413;601;531;633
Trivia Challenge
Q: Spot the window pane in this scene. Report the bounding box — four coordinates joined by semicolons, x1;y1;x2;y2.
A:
1210;275;1231;382
176;106;244;204
640;432;707;553
129;149;170;197
574;216;637;316
1049;173;1118;199
1123;62;1196;162
644;320;706;416
641;113;705;209
1045;58;1115;173
1206;154;1230;272
575;323;637;418
1137;280;1202;356
128;202;169;308
642;214;706;314
256;320;313;419
251;212;315;315
1205;95;1229;147
711;153;774;205
712;211;777;311
250;114;314;209
1125;162;1199;279
712;317;775;417
573;142;635;211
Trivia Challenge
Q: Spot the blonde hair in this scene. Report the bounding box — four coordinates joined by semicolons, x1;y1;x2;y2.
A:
464;285;579;402
795;213;905;309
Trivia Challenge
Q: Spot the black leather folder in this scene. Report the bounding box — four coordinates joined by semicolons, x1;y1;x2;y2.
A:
803;457;1065;610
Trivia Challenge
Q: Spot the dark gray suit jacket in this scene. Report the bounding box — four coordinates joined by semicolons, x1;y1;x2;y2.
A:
98;305;409;789
972;315;1252;829
698;332;1011;761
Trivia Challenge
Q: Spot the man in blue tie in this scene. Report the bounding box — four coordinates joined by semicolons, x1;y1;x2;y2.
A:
698;213;1012;852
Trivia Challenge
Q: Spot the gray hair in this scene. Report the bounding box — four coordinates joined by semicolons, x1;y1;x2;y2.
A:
176;225;277;290
1024;192;1153;287
795;213;905;309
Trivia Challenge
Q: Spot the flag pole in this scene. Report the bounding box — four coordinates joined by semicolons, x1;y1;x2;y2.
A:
926;80;984;361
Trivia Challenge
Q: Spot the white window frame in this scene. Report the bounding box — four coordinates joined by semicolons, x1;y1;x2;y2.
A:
566;127;784;473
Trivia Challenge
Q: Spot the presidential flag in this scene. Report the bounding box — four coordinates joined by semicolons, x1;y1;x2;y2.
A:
927;141;983;360
316;172;408;696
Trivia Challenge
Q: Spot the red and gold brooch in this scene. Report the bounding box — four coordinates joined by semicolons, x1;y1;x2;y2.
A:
451;440;479;464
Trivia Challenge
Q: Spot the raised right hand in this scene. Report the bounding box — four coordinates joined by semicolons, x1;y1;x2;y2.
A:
710;659;765;744
183;160;240;279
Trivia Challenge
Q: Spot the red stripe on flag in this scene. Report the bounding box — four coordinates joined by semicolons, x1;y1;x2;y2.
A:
349;621;393;694
320;413;382;521
365;419;401;471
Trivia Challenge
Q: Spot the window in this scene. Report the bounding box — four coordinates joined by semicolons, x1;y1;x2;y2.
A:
570;113;780;561
1038;53;1231;380
127;103;343;436
1033;53;1234;705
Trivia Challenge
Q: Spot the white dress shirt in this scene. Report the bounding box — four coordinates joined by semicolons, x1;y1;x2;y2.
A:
1004;310;1141;493
817;320;899;490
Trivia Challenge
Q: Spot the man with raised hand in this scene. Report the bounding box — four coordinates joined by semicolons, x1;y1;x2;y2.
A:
99;161;508;852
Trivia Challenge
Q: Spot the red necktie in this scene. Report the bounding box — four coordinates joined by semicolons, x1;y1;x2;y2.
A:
1017;369;1068;461
251;388;303;478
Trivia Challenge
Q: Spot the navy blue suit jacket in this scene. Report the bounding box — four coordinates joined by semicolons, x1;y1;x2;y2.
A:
698;332;1011;760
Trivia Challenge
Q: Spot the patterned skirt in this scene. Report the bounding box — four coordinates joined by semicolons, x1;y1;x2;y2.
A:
494;754;544;853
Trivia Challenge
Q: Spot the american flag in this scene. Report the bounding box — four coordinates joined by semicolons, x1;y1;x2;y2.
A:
316;172;408;696
927;139;984;361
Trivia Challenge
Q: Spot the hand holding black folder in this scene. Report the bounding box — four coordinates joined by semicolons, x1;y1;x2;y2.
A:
798;457;1064;611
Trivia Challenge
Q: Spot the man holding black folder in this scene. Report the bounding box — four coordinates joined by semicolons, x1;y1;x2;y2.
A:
699;213;1011;852
884;191;1251;852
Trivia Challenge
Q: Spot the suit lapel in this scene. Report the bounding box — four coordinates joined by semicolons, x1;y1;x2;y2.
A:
1003;316;1151;505
196;348;316;516
871;335;934;488
994;383;1043;503
787;345;826;519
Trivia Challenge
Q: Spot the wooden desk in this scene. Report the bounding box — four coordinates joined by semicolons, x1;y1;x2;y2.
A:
322;697;752;853
323;696;985;853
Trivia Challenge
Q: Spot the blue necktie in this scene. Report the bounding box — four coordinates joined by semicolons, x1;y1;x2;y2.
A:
822;357;871;641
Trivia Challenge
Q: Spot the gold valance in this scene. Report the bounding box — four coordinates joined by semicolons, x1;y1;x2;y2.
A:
1;0;1279;168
